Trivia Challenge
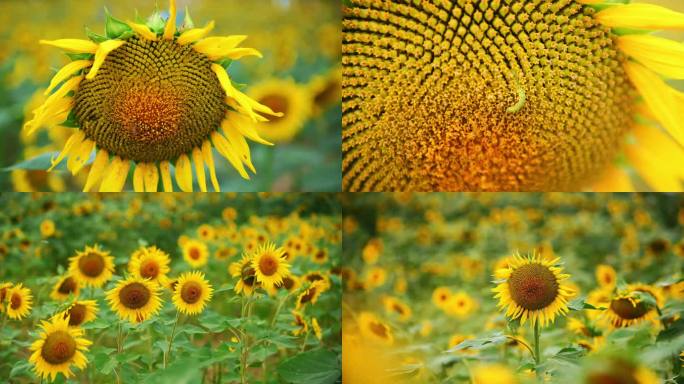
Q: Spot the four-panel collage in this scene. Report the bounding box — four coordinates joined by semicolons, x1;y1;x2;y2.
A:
1;0;683;383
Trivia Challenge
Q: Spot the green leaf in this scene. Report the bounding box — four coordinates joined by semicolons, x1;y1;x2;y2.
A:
632;291;657;309
66;52;94;61
657;318;684;342
277;349;341;384
567;297;599;311
181;5;194;29
2;152;62;171
217;58;233;71
85;26;108;43
446;332;507;352
101;356;118;374
147;11;165;33
507;317;520;333
105;7;132;39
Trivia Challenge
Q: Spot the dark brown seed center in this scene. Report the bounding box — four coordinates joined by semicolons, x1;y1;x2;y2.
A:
10;293;22;309
119;282;151;309
189;248;201;260
241;265;256;287
58;277;77;294
508;263;559;310
66;304;86;326
610;298;649;320
140;260;159;279
369;322;388;338
258;254;279;276
180;281;202;304
78;253;105;277
41;331;76;365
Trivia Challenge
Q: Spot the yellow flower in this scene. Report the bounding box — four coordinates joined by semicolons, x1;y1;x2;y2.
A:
493;253;574;327
215;246;237;261
106;276;162;324
248;78;311;143
197;224;216;241
295;281;327;311
128;246;171;285
251;242;290;290
472;364;517;384
292;310;309;336
229;254;259;295
358;312;393;346
581;357;659;384
57;300;99;328
603;283;664;328
0;282;12;313
431;287;452;309
68;245;115;288
364;267;387;289
312;318;323;341
362;238;383;264
445;291;476;317
172;271;213;316
182;239;209;268
382;296;412;322
595;264;617;289
40;219;56;238
308;66;341;116
50;276;80;301
29;315;91;382
27;0;280;192
5;283;33;320
312;248;329;264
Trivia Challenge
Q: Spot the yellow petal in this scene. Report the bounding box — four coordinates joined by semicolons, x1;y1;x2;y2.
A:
225;111;273;146
143;163;159;192
83;149;109;192
193;35;247;56
201;140;220;192
192;147;207;192
211;131;249;179
175;154;194;192
591;164;635;192
160;160;173;192
618;35;684;79
48;131;85;171
163;0;177;40
625;124;684;191
624;61;684;149
66;138;94;175
99;156;131;192
40;39;98;53
86;40;125;80
221;119;255;173
177;21;215;45
133;163;145;192
595;4;684;30
45;60;92;95
223;47;262;60
127;21;158;41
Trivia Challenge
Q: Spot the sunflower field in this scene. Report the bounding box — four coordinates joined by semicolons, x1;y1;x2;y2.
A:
0;193;342;383
342;193;684;384
0;0;340;192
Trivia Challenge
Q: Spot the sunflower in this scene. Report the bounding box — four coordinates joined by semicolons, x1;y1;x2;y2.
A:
312;318;323;341
25;0;281;192
603;283;664;328
5;283;33;320
182;239;209;268
29;316;91;382
302;271;330;287
312;248;329;264
251;242;290;290
50;276;80;301
308;67;341;116
471;364;517;384
172;271;213;316
292;310;309;336
358;312;393;346
493;253;574;327
40;219;56;238
247;78;311;143
0;282;13;313
128;247;171;285
68;245;115;288
58;300;98;328
582;357;660;384
197;224;215;241
229;254;259;295
295;280;327;310
11;170;66;192
382;296;412;322
445;291;477;318
106;276;162;323
214;246;237;261
343;0;684;191
431;287;452;309
595;264;617;289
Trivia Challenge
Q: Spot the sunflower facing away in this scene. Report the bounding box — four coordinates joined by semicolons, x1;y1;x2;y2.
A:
68;245;115;288
343;0;684;191
603;283;663;328
172;271;213;316
229;253;259;295
106;276;162;323
493;253;573;326
5;283;33;320
58;300;99;328
29;316;91;382
251;242;291;290
50;275;80;301
25;0;282;192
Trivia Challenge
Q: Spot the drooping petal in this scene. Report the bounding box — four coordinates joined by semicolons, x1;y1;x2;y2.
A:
221;119;255;173
99;156;131;192
143;163;159;192
133;163;145;192
595;4;684;30
625;124;684;192
223;47;262;60
66;138;95;175
617;35;684;79
163;0;177;40
624;61;684;148
45;60;92;95
201;140;220;192
591;164;635;192
83;149;110;192
211;131;249;179
48;130;85;171
193;35;247;57
175;154;194;192
160;160;173;192
39;39;98;53
127;21;158;41
192;147;207;192
86;40;125;80
177;20;215;45
225;111;273;146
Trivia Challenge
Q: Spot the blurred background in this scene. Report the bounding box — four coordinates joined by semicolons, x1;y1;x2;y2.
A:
0;0;341;192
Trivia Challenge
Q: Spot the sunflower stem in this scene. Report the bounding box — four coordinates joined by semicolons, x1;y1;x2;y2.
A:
533;321;541;380
164;311;181;369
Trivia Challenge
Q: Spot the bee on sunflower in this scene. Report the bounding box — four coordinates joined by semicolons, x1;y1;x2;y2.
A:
25;0;282;192
29;316;91;382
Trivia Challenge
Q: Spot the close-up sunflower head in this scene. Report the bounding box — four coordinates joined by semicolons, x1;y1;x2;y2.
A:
28;315;92;382
0;0;341;192
342;0;684;191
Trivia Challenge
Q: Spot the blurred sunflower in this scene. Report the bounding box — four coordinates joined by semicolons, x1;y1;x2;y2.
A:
342;0;684;191
358;312;393;346
58;300;98;328
247;78;311;143
251;242;290;289
128;247;170;285
493;253;573;326
292;310;309;336
106;276;162;323
312;248;329;264
40;219;56;238
172;271;213;315
581;356;660;384
471;364;517;384
0;282;12;313
24;0;282;192
11;170;66;193
229;254;259;295
604;283;663;328
50;276;80;301
5;283;33;320
28;316;91;382
595;264;617;290
295;280;326;310
68;245;115;288
308;67;342;116
432;286;452;309
382;296;412;322
182;239;209;268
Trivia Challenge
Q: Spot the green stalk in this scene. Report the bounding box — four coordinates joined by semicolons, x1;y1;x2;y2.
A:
164;311;181;369
533;321;541;380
